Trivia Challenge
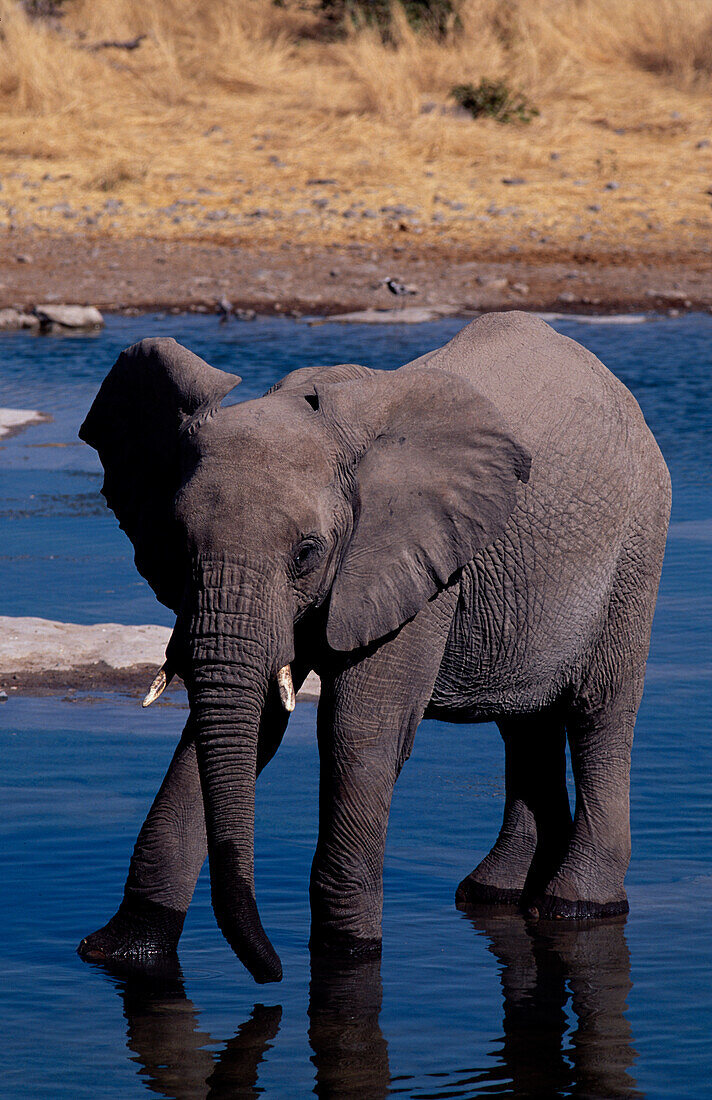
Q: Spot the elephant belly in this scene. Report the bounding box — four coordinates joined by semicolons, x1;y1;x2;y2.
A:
427;548;604;723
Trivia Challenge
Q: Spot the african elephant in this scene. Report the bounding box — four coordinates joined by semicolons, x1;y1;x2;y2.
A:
76;311;670;984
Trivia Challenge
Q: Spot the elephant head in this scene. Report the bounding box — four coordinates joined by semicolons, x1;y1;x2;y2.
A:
80;337;530;982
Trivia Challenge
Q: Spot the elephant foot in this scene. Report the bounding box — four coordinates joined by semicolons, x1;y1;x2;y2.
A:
77;896;186;963
524;892;629;921
455;873;522;910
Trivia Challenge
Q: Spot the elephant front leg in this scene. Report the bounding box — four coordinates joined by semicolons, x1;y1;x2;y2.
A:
310;588;457;955
78;724;206;962
78;674;297;964
309;734;397;954
309;680;420;954
457;713;573;909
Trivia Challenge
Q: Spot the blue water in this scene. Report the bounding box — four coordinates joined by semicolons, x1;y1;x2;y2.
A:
1;313;711;1098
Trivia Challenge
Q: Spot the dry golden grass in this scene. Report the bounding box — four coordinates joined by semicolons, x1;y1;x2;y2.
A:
0;0;710;259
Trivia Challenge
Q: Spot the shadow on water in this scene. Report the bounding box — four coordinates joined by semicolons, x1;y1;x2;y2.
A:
449;911;641;1100
99;957;282;1100
96;951;387;1100
308;953;389;1099
94;916;638;1100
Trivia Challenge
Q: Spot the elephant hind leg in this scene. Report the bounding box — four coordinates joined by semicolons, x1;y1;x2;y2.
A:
528;525;663;921
456;712;573;909
526;670;644;921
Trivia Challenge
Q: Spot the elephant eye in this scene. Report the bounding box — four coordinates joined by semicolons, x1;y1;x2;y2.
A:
292;538;323;576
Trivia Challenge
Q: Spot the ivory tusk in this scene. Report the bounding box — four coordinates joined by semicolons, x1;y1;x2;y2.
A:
277;664;296;713
142;663;174;708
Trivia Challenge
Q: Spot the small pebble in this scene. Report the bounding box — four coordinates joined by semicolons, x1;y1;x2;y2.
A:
380;204;416;217
476;275;508;291
604;181;620;190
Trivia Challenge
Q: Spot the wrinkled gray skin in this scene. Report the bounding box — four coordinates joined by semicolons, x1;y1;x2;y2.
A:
77;312;670;984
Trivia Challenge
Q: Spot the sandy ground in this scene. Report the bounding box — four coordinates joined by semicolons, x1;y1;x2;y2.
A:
0;616;321;701
0;231;710;318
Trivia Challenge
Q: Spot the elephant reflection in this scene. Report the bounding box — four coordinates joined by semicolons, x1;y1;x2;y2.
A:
463;909;641;1098
308;954;388;1099
100;953;389;1100
105;958;281;1100
97;917;638;1099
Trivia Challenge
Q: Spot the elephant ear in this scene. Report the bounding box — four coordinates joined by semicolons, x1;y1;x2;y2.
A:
316;366;531;652
79;337;240;611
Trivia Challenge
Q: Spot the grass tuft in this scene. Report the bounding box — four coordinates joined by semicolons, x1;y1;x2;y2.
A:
451;79;539;123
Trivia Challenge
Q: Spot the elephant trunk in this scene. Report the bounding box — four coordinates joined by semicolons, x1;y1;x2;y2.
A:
183;558;292;984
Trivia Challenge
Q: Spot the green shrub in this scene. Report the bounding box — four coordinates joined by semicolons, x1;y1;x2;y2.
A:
320;0;457;39
451;78;539;124
21;0;68;16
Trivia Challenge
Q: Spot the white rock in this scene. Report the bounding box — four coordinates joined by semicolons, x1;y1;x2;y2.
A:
35;304;104;329
0;408;49;439
0;308;40;330
475;275;508;290
0;617;172;672
298;671;321;702
316;305;458;325
644;289;692;306
536;312;648;326
0;616;321;701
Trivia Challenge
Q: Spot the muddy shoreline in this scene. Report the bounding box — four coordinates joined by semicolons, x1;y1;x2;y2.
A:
1;233;710;318
0;616;321;702
1;663;183;699
2;663;321;702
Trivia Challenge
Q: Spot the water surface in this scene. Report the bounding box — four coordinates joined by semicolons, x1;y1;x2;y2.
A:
1;313;711;1097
